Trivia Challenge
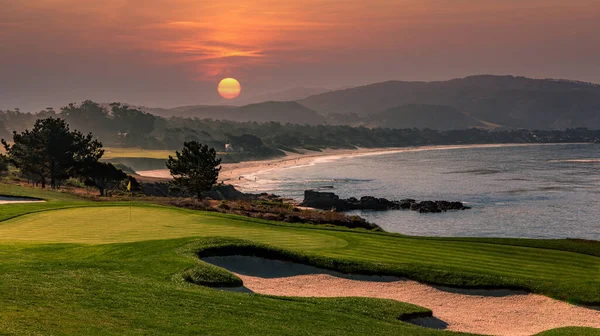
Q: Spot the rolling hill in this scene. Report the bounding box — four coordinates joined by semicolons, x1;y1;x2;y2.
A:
366;104;486;130
234;87;330;105
142;101;326;125
299;75;600;129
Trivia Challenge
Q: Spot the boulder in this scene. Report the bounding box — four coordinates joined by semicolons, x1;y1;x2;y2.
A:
435;200;471;211
301;190;470;214
301;190;342;209
399;199;416;209
359;196;395;210
415;201;442;213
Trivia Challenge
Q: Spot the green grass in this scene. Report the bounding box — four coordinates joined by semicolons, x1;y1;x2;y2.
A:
0;183;599;335
102;147;176;160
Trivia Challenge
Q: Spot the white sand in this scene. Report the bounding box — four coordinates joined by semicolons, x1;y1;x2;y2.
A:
203;256;600;336
0;196;45;204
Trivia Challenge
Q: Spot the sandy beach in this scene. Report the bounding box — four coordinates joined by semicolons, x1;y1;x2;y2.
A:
137;147;398;181
136;143;590;187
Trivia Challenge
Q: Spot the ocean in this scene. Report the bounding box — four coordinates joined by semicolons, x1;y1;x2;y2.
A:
240;143;600;239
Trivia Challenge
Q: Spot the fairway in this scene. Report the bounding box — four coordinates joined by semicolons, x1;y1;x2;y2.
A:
102;147;175;159
1;185;600;335
0;206;347;249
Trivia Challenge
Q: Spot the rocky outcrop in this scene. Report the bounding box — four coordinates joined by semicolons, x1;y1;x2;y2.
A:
301;190;470;213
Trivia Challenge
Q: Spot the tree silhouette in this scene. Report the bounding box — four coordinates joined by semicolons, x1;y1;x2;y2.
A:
166;141;221;199
2;117;104;188
83;162;127;196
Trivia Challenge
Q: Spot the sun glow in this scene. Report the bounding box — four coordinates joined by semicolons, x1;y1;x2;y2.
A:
218;78;242;99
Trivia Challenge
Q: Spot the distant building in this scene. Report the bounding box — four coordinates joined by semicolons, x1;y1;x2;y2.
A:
225;143;243;152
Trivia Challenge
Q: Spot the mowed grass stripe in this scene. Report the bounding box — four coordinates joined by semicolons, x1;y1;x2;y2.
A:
330;250;598;281
346;235;600;267
0;207;348;250
324;250;588;281
343;234;598;263
339;243;599;278
332;238;600;279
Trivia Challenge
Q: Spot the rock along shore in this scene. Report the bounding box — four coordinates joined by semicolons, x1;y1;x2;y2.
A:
301;190;471;213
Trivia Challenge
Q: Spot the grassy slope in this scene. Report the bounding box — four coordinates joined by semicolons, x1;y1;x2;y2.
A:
0;183;599;335
102;147;175;160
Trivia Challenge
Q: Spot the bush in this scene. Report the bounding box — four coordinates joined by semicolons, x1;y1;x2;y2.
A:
165;198;381;231
63;177;86;188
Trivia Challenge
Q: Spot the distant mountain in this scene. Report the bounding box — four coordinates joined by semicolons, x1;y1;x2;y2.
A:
367;104;486;130
142;101;325;125
299;75;600;129
228;101;325;124
235;87;329;105
141;105;234;119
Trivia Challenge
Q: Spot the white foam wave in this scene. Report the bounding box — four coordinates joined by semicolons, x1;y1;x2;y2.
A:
550;159;600;163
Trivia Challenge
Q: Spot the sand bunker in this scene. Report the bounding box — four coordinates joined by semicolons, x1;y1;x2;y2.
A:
203;256;600;336
0;196;45;204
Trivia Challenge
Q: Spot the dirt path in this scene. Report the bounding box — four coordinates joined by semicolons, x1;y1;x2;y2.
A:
203;256;600;336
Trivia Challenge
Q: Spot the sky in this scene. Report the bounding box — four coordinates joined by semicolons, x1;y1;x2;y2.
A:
1;0;600;111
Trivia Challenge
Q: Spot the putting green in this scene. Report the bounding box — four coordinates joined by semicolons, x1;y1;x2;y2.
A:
0;206;348;250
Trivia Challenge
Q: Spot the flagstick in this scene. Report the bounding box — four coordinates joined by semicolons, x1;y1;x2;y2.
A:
127;180;132;221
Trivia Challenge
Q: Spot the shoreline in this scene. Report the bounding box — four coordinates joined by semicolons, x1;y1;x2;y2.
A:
136;142;594;188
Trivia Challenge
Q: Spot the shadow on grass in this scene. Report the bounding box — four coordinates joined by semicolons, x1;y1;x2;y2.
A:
216;286;255;294
433;285;529;297
402;314;449;330
202;255;398;282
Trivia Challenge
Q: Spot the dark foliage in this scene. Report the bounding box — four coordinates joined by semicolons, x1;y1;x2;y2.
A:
165;198;381;231
83;162;128;196
166;141;222;199
1;117;104;188
127;175;141;192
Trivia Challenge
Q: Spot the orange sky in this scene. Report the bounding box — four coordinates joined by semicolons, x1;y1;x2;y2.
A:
1;0;600;110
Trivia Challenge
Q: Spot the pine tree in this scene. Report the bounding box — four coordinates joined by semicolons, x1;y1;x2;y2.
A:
166;141;222;199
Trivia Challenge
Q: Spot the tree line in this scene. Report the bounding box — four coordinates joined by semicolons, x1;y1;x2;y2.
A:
1;117;222;198
2;100;600;162
1;118;130;195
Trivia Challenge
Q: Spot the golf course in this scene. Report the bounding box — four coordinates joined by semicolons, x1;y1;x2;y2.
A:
1;183;599;335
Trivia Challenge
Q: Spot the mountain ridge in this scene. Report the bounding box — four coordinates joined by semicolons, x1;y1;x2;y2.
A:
298;75;600;129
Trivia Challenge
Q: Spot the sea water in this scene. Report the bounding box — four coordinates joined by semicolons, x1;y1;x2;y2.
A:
241;143;600;239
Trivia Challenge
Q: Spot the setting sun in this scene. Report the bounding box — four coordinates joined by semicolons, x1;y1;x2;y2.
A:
218;78;241;99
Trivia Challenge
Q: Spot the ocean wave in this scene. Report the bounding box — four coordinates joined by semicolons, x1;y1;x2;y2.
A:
549;159;600;163
445;169;505;175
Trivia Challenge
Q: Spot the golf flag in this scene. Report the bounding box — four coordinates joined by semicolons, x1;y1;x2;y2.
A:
127;181;131;192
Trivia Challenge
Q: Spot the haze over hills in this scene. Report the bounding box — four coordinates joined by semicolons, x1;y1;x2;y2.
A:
140;101;325;125
299;75;600;130
366;104;486;131
233;87;330;106
230;101;325;124
102;75;600;130
141;105;235;119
